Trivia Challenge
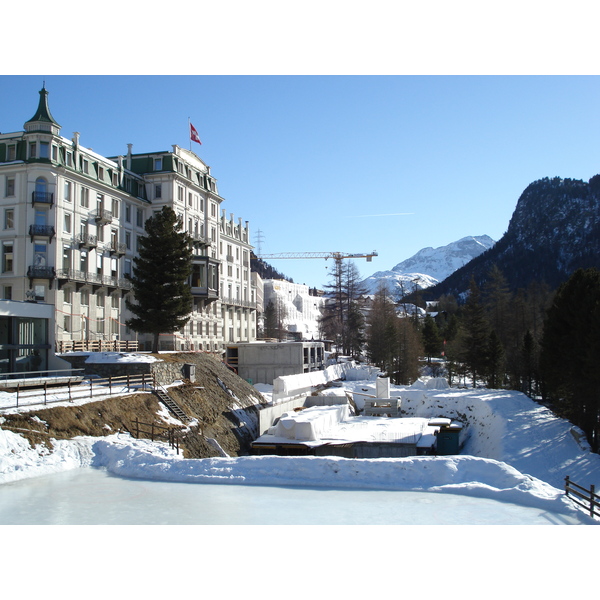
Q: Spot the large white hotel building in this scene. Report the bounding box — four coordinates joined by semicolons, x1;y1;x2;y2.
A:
0;86;260;366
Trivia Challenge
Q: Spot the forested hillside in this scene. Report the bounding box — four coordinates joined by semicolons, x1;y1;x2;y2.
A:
250;253;293;282
422;175;600;300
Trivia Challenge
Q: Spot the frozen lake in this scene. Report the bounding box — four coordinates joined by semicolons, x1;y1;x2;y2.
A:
0;467;583;525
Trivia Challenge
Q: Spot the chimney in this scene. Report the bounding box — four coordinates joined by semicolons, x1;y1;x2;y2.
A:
72;132;80;147
126;144;132;170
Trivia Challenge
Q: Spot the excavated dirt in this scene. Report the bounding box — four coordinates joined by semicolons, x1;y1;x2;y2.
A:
1;352;267;459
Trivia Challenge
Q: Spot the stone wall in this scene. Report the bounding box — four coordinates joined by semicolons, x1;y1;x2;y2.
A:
59;354;194;386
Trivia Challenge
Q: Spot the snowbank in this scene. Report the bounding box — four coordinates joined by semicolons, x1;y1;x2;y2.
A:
0;427;96;484
272;362;376;401
83;352;160;364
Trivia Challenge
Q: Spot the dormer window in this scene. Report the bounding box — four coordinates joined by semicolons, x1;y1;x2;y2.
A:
6;145;16;161
154;157;162;171
39;142;49;159
29;143;36;159
66;151;73;167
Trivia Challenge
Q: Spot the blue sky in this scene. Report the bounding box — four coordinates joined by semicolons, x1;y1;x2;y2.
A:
3;74;600;288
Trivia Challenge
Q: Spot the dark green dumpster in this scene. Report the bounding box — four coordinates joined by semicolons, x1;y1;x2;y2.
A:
435;422;463;455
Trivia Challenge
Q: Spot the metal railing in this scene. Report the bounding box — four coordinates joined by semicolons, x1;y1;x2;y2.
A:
75;232;98;248
29;224;56;238
0;372;153;412
31;191;53;206
56;339;139;353
27;265;55;279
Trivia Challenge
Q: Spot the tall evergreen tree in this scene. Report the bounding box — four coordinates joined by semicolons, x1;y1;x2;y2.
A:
125;207;193;353
519;329;539;397
421;314;443;364
366;284;397;374
393;317;423;385
540;268;600;451
263;297;288;341
460;277;490;386
485;330;505;389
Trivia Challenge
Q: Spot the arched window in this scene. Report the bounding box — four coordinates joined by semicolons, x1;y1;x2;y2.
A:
35;177;47;194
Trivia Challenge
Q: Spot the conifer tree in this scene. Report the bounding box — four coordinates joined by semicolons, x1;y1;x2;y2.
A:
485;330;505;389
366;284;397;374
393;317;423;385
422;314;443;364
263;297;288;341
540;268;600;450
519;330;539;397
320;259;366;355
125;206;193;353
461;277;490;386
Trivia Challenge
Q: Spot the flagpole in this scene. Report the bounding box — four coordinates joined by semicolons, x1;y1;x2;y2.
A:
188;117;191;151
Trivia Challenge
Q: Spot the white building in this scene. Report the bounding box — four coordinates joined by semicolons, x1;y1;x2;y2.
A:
0;86;258;355
263;279;326;340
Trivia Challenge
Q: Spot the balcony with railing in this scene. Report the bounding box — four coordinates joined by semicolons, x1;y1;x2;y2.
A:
109;240;127;256
29;224;55;242
31;191;54;207
220;295;256;309
55;269;128;292
94;209;113;225
190;232;211;249
75;232;98;248
191;285;219;301
27;265;55;283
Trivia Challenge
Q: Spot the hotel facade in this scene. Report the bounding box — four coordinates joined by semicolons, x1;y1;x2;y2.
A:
0;86;259;364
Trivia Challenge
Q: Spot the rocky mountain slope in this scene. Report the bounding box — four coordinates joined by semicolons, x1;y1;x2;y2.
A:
361;235;495;295
422;175;600;299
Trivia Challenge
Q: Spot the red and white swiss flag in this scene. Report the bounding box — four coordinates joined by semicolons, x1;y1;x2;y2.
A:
190;122;202;145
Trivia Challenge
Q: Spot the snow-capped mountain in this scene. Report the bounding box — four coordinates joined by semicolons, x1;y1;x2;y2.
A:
361;235;496;295
424;175;600;299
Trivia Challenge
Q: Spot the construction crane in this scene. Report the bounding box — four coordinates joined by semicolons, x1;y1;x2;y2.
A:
256;251;378;262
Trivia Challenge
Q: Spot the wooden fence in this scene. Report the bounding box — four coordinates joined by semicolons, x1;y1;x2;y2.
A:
125;417;183;454
56;340;139;354
0;373;155;412
565;476;600;519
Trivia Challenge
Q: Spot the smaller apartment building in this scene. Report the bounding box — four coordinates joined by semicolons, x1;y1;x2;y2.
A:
0;86;258;354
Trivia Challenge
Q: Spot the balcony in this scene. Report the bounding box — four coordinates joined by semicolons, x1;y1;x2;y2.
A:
27;265;56;288
76;232;98;248
220;295;256;309
190;232;211;249
109;240;127;256
56;269;123;292
29;224;55;242
191;286;219;301
94;209;113;225
31;191;54;207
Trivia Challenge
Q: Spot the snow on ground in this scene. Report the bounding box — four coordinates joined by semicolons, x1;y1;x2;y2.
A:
81;351;160;364
1;368;600;523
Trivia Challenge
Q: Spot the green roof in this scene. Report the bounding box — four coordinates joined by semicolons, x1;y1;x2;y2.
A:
25;86;60;127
